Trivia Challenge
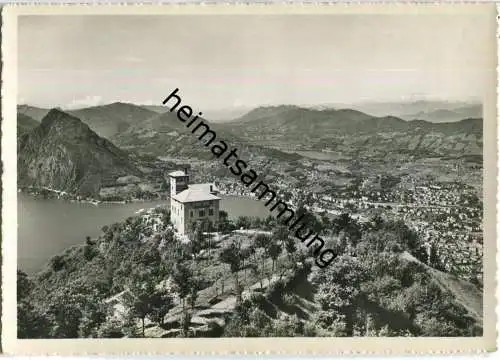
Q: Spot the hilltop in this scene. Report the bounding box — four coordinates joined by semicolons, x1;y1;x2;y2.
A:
18;208;482;338
68;102;158;139
112;110;301;163
330;101;482;122
401;105;482;123
17;109;142;197
17;113;39;135
17;104;50;121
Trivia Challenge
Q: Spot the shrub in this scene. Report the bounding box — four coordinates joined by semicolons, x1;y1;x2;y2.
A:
282;293;296;308
303;320;319;336
206;321;224;337
83;245;98;261
265;279;286;304
50;255;66;271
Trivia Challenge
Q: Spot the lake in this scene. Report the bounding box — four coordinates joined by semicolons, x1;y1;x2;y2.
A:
18;193;268;274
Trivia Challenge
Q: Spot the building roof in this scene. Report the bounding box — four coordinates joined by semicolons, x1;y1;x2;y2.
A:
168;170;187;177
172;187;221;203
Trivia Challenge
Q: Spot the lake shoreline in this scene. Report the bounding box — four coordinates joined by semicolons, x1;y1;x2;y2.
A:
19;186;169;206
18;192;270;274
20;186;262;206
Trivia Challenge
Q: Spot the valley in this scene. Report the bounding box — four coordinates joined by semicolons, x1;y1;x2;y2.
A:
16;100;484;338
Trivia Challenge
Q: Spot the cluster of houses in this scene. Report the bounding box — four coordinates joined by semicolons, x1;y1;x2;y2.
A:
165;159;482;283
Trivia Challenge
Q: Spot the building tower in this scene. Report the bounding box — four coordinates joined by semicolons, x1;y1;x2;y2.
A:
168;168;189;197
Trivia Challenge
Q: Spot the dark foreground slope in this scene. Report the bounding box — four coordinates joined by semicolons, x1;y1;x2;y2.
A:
18;109;141;197
18;209;482;338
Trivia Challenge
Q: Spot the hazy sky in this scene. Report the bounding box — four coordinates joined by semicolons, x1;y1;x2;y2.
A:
18;13;494;112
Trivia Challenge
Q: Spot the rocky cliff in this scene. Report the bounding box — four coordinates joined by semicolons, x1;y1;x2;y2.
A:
18;109;142;197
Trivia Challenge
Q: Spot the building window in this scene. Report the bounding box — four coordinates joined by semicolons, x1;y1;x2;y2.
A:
199;210;205;217
209;209;214;216
190;211;193;217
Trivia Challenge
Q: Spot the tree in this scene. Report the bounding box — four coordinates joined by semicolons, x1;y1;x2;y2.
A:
85;236;94;245
127;287;154;337
369;214;385;231
46;292;87;338
236;216;251;229
240;246;253;283
219;241;243;303
271;226;290;273
254;233;270;277
97;318;124;338
17;271;51;338
218;210;233;233
125;266;171;337
386;219;419;251
190;221;205;260
171;263;196;335
215;270;225;296
320;213;331;229
312;255;370;336
17;270;32;300
18;300;51;338
333;213;352;235
268;242;282;273
78;302;108;338
50;255;66;271
428;243;442;270
200;219;214;258
148;289;174;327
187;278;201;312
264;215;276;230
272;225;289;245
284;237;297;263
172;263;193;315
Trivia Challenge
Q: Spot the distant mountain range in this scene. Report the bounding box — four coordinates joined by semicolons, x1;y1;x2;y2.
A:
18;109;141;197
330;101;482;123
16;100;483;181
219;105;483;157
67;102;158;139
17;103;158;139
204;100;482;123
17;105;50;122
112;109;301;163
399;105;482;123
17;113;39;135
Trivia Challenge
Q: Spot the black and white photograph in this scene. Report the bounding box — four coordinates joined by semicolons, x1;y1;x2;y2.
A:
2;3;497;355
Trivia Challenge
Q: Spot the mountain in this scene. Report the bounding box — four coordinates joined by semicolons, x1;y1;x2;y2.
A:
220;106;483;158
202;106;256;123
17;113;39;135
228;105;377;129
67;102;157;139
113;110;301;162
17;105;50;121
340;101;482;122
140;105;169;114
401;105;482;123
18;109;141;197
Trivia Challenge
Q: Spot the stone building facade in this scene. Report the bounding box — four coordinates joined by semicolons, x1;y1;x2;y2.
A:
169;169;221;236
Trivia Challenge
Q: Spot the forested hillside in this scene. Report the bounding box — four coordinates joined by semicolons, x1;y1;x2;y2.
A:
18;208;482;338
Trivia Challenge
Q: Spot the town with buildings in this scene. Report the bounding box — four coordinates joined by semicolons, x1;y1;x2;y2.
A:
179;151;483;284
